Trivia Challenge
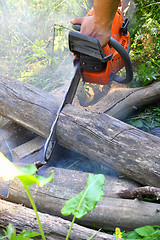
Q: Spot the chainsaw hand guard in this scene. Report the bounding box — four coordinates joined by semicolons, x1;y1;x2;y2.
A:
69;30;133;84
108;37;133;84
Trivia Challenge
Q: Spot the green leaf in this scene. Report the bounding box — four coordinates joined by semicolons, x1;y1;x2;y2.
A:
61;173;105;219
135;120;143;128
18;164;37;175
4;224;16;239
17;229;41;239
135;226;155;237
18;165;54;187
0;153;53;187
87;228;102;240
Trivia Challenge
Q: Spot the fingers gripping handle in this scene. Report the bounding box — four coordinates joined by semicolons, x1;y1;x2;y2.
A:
71;24;133;84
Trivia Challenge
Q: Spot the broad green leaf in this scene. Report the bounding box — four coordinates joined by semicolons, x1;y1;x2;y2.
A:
61;173;105;219
122;230;140;239
135;225;155;237
0;153;53;187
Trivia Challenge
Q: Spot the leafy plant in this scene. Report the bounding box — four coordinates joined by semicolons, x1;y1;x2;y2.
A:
130;0;160;87
0;224;40;240
0;0;90;91
0;152;53;240
122;225;160;240
126;104;160;133
61;173;105;240
0;153;106;240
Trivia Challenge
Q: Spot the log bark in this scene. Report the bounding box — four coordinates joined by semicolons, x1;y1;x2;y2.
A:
1;75;160;136
1;178;160;231
0;75;160;186
56;105;160;187
82;82;160;120
0;75;57;137
118;186;160;200
0;199;115;240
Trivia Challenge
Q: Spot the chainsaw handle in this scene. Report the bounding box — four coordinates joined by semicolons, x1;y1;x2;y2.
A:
108;37;133;84
72;24;133;84
72;24;81;31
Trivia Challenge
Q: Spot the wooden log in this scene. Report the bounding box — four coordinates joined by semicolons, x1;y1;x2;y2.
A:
0;199;115;240
82;81;160;120
40;167;140;198
57;105;160;187
11;136;45;161
1;75;160;135
118;186;160;200
1;178;160;231
0;75;160;186
0;75;57;137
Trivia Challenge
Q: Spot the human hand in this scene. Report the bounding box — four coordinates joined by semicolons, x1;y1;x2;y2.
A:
70;15;111;47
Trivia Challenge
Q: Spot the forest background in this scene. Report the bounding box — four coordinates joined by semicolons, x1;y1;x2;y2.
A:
0;0;159;131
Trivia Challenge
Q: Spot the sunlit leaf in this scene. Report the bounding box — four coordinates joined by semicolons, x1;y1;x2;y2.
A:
135;225;155;237
0;153;53;187
0;153;21;181
61;173;105;219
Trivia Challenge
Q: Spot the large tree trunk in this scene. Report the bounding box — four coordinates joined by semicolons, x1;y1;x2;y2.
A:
0;75;160;187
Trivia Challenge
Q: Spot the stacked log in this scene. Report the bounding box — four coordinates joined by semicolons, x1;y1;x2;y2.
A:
0;75;160;234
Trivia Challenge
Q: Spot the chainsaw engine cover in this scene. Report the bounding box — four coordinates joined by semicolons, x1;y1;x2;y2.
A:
81;7;131;85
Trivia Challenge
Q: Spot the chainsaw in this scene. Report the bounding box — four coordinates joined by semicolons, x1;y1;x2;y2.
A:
44;6;133;161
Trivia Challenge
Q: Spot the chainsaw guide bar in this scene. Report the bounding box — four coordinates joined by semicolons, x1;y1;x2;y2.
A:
44;8;133;162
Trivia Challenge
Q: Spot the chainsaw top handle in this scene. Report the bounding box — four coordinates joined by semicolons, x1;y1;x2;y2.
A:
69;24;133;84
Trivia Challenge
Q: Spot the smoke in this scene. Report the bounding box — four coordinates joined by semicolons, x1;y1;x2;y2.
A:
0;0;91;91
0;0;131;180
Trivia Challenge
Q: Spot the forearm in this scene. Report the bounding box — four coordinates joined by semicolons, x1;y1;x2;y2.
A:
93;0;120;31
70;0;120;46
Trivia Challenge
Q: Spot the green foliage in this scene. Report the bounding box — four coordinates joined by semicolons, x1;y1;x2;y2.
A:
0;153;53;186
126;105;160;133
0;153;53;240
61;173;105;219
0;224;40;240
122;225;160;240
130;0;160;86
61;173;105;240
0;0;91;91
0;153;105;240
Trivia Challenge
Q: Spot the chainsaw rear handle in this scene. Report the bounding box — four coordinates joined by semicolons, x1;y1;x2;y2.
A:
71;24;133;84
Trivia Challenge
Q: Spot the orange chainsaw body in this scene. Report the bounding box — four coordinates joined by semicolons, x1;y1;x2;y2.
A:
81;6;130;85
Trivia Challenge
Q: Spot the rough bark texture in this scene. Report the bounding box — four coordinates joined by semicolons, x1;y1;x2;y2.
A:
82;82;160;120
1;178;160;231
118;186;160;200
0;75;56;137
0;199;116;240
57;105;160;187
1;75;160;136
0;75;160;187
